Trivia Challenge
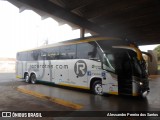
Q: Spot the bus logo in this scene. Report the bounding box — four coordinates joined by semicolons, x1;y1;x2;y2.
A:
74;60;87;77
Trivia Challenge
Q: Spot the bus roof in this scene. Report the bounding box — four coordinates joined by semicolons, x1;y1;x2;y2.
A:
18;36;122;52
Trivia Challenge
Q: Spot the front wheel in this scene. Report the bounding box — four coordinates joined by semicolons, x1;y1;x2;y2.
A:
92;81;103;95
30;74;37;84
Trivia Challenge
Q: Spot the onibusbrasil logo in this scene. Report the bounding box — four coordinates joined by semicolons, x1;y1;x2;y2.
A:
74;60;87;77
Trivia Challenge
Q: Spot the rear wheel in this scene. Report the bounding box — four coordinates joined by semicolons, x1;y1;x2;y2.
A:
30;74;37;84
24;74;30;83
92;81;103;95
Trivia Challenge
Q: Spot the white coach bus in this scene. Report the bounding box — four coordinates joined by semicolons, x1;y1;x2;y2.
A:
16;36;150;97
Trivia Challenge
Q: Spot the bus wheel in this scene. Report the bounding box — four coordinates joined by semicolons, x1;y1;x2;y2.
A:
25;74;30;83
30;74;37;84
92;81;103;95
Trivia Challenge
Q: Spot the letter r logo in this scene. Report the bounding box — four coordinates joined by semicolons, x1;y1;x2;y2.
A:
74;60;87;77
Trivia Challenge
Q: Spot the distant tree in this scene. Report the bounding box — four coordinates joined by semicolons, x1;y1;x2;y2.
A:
154;45;160;61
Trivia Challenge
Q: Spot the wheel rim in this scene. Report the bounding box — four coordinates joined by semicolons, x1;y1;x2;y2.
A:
95;84;103;95
31;75;36;84
25;75;29;83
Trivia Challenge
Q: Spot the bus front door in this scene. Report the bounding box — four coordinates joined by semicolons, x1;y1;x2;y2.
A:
115;51;133;95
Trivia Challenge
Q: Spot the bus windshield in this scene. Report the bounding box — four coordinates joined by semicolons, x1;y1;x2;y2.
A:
128;51;147;78
102;48;147;79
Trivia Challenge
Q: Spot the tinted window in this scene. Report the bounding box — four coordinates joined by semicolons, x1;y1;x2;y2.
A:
38;49;47;60
32;50;40;60
16;53;20;61
59;45;76;59
27;51;33;61
17;52;28;61
77;42;99;60
50;47;60;60
103;52;115;72
106;54;115;68
38;47;60;60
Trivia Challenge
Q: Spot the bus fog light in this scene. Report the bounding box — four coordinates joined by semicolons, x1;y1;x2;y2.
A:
139;82;143;85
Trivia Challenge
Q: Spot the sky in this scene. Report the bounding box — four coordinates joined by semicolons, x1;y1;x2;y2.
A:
0;1;159;58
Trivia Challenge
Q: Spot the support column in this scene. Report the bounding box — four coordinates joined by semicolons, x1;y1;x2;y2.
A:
148;50;158;75
80;28;85;38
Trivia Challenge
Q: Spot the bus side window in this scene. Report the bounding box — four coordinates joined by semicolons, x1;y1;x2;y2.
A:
16;53;20;61
59;45;76;59
96;47;103;61
32;50;39;61
52;47;60;60
105;53;115;71
18;53;22;61
77;42;100;60
27;51;33;61
42;47;60;60
38;49;47;60
27;51;39;61
45;48;53;60
19;52;28;61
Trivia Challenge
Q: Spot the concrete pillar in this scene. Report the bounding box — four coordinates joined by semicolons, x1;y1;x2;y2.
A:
148;50;158;75
80;28;85;38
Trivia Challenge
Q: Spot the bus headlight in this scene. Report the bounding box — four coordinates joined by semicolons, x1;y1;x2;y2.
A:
139;82;143;86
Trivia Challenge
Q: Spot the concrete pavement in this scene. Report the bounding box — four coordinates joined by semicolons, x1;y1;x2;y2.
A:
17;76;160;112
1;73;160;119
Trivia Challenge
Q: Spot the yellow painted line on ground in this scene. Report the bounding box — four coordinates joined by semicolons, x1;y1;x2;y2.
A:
16;75;22;79
17;87;83;110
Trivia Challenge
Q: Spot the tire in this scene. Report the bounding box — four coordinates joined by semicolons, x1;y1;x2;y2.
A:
24;74;30;83
30;74;37;84
92;81;103;95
